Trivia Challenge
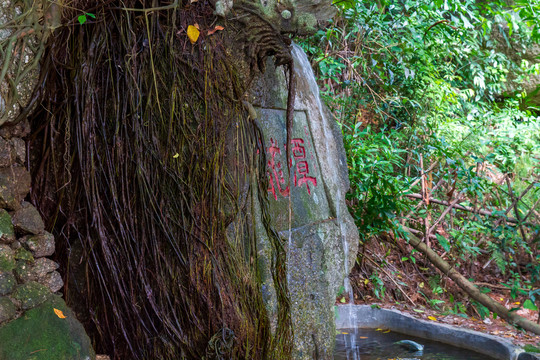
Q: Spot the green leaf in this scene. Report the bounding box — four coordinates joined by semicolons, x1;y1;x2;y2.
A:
523;299;538;311
436;234;451;252
86;12;96;19
78;15;87;25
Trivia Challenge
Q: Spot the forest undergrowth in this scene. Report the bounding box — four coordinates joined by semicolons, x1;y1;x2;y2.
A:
300;0;540;346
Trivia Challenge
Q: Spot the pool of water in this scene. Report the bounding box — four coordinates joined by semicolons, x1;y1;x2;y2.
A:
334;328;498;360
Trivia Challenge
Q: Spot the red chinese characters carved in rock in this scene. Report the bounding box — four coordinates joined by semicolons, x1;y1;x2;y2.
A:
267;137;317;200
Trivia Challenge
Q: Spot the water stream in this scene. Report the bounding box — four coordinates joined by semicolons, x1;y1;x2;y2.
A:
334;328;498;360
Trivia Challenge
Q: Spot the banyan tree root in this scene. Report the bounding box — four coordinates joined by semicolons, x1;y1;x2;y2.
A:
405;230;540;336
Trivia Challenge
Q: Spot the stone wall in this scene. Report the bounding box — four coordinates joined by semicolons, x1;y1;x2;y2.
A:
0;119;61;321
0;121;94;359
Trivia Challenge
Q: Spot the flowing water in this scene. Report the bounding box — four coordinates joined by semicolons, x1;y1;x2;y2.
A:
334;328;498;360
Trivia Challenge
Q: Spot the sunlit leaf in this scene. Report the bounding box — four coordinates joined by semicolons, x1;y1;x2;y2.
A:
428;316;437;321
54;308;66;319
187;25;200;44
523;299;538;311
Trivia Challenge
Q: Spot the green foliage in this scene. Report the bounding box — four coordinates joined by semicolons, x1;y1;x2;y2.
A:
301;0;540;315
524;344;540;353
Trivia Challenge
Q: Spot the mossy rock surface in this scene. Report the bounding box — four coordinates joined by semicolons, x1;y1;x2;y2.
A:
0;209;14;243
0;244;15;272
12;281;50;310
0;295;95;360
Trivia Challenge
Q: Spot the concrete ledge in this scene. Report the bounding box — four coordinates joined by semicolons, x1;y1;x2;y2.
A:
335;305;523;360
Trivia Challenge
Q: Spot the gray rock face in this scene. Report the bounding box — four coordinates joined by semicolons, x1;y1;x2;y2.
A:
239;44;358;359
12;201;45;235
0;166;31;210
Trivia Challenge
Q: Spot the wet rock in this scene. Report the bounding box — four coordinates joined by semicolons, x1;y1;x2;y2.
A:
395;340;424;352
519;353;540;360
0;272;15;296
0;296;16;324
0;209;14;243
11;281;50;310
11;201;45;235
0;244;15;272
0;295;96;359
39;271;63;293
0;166;31;210
21;231;55;257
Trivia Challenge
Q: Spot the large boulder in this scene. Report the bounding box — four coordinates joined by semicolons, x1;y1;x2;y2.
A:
0;295;95;360
228;43;359;359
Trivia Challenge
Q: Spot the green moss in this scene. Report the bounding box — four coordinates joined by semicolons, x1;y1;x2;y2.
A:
0;246;14;272
12;282;50;310
524;344;540;353
0;295;95;360
0;209;14;242
15;247;34;262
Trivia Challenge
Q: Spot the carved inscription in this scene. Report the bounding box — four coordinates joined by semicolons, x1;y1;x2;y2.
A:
267;136;318;200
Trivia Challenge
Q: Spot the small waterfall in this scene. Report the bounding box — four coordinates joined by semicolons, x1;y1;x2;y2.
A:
291;44;359;357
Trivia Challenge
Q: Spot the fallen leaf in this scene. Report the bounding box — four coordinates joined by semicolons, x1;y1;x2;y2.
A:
341;332;349;334
358;336;368;339
173;153;179;158
383;329;391;333
194;23;200;30
54;308;66;319
187;25;200;44
208;25;225;35
428;316;437;321
339;297;346;303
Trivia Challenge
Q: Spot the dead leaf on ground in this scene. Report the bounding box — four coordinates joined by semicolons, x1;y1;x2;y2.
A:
208;25;225;35
187;25;200;44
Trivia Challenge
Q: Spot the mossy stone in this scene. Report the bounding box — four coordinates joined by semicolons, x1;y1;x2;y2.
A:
15;247;34;262
12;281;50;310
0;295;95;360
0;296;16;324
0;209;15;243
0;272;15;295
0;244;14;272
